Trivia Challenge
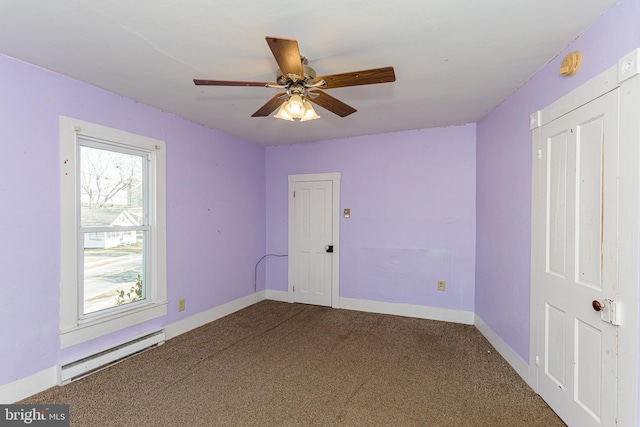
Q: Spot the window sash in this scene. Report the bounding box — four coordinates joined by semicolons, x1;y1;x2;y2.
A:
80;230;147;318
77;137;150;227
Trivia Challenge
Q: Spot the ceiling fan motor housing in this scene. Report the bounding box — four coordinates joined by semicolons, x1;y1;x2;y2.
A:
276;63;317;85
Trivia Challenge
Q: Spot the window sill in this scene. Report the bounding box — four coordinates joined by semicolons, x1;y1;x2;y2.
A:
59;300;168;348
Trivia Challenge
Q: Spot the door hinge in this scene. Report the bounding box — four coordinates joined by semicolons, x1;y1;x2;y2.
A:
535;355;539;366
537;149;542;160
293;286;295;292
293;191;295;198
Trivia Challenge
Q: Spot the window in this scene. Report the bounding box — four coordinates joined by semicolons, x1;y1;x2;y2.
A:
60;117;167;348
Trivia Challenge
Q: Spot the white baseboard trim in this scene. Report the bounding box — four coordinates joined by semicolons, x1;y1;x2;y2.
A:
165;292;266;340
339;297;475;325
0;367;58;404
474;314;530;384
265;290;288;302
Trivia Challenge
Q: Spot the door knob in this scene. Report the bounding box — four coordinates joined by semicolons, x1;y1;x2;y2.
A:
325;245;334;253
592;300;602;312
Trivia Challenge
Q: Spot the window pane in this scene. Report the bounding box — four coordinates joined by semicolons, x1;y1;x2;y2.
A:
83;231;146;315
80;145;144;227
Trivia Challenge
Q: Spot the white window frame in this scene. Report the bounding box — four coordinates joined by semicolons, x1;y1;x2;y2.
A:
59;116;167;348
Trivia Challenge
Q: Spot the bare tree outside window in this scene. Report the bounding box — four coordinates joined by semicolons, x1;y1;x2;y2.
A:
80;147;143;211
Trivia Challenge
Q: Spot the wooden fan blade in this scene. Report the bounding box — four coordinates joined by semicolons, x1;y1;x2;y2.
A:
251;93;286;117
308;91;357;117
265;37;304;78
314;66;396;89
194;79;274;87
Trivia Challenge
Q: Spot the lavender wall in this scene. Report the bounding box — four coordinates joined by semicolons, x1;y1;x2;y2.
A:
0;54;266;386
265;125;476;311
475;0;640;362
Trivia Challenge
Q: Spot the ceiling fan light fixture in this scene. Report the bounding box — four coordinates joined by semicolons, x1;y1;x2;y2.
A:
285;94;305;118
300;101;320;122
274;101;294;121
275;93;320;122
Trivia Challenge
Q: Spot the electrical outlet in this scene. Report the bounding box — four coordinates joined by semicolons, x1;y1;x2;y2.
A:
437;280;446;291
178;298;185;311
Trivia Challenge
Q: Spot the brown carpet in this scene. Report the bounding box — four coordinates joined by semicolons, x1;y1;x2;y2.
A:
22;300;565;426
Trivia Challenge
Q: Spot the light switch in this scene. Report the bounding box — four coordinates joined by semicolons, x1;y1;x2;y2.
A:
344;208;350;218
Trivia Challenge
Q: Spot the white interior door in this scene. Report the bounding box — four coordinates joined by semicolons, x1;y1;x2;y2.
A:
532;89;619;426
289;178;335;306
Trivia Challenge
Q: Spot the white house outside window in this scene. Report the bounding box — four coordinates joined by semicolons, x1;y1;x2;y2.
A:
59;117;167;348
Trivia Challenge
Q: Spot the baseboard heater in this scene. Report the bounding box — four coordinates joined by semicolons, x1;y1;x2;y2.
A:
58;329;165;385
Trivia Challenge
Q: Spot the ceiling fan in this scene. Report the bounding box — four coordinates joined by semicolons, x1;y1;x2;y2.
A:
193;36;396;121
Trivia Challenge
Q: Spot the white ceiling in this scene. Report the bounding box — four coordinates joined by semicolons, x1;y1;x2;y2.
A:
0;0;617;146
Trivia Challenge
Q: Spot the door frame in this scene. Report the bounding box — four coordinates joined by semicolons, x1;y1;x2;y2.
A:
529;49;640;425
287;172;341;308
